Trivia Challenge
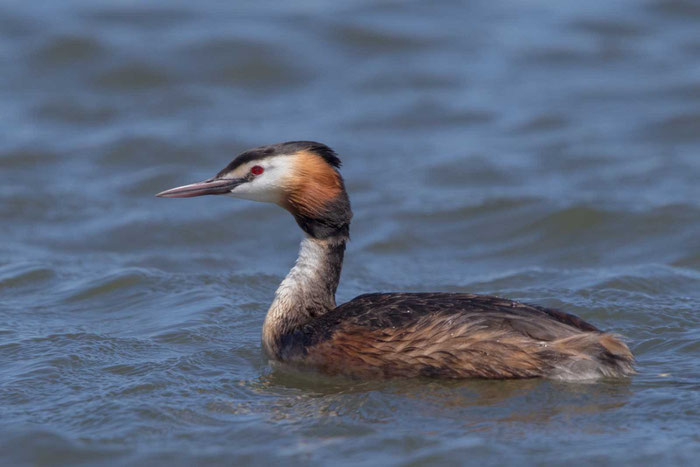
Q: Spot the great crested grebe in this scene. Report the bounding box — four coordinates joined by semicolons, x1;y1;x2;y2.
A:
157;141;635;380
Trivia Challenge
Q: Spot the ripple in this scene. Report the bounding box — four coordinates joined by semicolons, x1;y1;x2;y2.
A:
0;10;38;39
211;60;306;89
523;205;615;235
350;101;493;130
672;251;700;270
98;135;199;167
61;270;153;303
356;71;461;91
32;35;105;65
593;268;700;297
0;263;54;291
84;6;195;27
365;231;423;253
0;148;59;169
152;328;219;345
524;47;599;65
571;18;647;38
102;361;162;377
513;114;570;134
177;37;310;89
423;161;517;187
35;99;116;125
664;82;700;100
93;63;172;90
645;113;700;143
330;23;444;53
0;429;125;465
650;0;700;18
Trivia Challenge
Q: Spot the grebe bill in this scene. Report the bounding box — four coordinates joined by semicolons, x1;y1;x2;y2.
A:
156;141;635;381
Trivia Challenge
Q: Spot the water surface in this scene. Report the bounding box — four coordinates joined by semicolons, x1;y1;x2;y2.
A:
1;0;699;465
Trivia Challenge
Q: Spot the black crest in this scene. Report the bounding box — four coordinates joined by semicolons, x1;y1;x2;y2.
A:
216;141;341;178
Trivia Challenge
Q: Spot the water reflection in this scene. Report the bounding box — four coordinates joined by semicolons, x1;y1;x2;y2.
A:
244;369;631;435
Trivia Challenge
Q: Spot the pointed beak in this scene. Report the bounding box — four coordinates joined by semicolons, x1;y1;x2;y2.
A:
155;177;245;198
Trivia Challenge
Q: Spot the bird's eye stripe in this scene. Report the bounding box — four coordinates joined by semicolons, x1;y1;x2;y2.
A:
251;165;264;175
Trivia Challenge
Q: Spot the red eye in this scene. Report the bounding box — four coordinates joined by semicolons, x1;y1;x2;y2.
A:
251;165;264;175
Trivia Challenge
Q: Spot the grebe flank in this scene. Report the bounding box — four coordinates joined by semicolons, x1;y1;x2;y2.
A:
156;141;635;380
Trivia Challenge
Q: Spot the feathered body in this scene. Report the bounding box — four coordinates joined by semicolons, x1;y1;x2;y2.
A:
288;293;634;380
157;141;635;381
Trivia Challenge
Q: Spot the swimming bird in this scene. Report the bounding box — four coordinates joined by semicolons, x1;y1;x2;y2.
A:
156;141;635;380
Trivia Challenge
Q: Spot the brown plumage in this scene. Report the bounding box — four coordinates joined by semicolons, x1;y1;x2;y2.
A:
157;141;636;381
285;150;344;218
281;293;634;380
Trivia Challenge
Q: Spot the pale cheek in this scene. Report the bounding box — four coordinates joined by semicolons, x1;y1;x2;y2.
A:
228;179;284;203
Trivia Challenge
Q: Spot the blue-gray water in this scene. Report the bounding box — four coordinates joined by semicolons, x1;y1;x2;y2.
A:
1;0;699;465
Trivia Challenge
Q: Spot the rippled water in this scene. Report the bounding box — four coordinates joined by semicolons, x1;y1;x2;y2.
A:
2;0;700;465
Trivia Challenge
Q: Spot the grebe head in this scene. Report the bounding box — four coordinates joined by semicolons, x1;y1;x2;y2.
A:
156;141;352;238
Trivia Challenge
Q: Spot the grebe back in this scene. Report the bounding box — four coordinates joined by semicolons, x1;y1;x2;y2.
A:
156;141;634;380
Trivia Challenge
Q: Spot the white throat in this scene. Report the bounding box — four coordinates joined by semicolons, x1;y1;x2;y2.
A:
261;235;345;358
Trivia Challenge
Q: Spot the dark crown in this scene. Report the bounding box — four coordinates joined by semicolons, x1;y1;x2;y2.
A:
216;141;341;178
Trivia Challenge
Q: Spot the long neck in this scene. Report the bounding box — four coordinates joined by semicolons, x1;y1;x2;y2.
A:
262;233;346;359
